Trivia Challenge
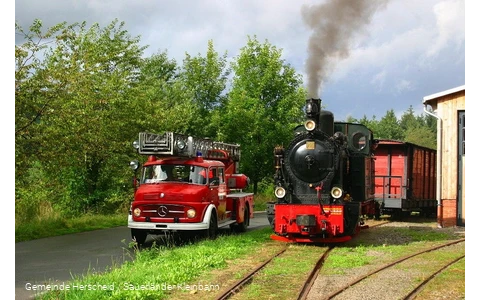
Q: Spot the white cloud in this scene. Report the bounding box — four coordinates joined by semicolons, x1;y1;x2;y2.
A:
395;79;415;94
370;70;387;91
427;0;465;57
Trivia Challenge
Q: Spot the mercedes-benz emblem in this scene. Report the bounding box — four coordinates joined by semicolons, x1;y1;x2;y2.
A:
158;205;168;217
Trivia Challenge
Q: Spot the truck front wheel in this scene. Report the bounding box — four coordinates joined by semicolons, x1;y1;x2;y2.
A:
131;229;148;245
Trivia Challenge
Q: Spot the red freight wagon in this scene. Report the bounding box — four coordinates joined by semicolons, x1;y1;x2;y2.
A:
374;140;437;218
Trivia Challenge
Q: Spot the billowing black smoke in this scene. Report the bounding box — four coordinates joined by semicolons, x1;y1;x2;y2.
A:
301;0;389;98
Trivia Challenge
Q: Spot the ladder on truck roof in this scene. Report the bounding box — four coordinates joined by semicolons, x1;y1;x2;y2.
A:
136;132;240;160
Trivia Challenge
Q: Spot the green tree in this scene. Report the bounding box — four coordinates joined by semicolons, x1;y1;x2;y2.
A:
15;19;147;216
15;19;69;172
421;108;438;135
355;115;380;138
216;36;305;193
399;106;436;149
133;50;199;135
399;106;420;131
180;40;230;138
375;109;404;140
403;126;437;149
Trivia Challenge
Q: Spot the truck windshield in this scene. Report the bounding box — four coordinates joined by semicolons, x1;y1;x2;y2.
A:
141;165;208;185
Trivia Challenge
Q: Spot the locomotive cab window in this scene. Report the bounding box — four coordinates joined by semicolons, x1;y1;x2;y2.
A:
351;132;366;150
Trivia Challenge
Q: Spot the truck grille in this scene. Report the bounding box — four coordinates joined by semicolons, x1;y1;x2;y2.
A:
140;204;185;218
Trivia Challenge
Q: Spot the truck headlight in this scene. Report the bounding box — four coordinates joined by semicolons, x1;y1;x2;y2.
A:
133;208;142;217
187;209;196;218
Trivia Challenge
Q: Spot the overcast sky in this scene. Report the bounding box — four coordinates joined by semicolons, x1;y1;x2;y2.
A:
14;0;466;121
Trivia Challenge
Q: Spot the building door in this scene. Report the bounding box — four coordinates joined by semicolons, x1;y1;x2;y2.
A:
457;111;465;226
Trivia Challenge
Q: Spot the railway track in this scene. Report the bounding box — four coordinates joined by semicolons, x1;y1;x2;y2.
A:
214;245;289;300
297;220;390;300
297;246;335;300
215;244;333;300
211;220;464;300
402;252;465;300
215;221;391;300
310;238;465;300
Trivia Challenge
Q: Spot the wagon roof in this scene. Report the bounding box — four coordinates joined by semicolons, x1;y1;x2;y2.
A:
376;139;405;145
376;139;436;151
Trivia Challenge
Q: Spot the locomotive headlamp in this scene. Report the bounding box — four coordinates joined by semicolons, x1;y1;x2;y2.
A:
304;120;316;131
275;186;286;199
186;208;196;218
331;187;343;199
133;208;142;217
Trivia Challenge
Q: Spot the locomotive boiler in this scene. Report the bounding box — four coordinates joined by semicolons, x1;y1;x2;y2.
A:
267;98;379;243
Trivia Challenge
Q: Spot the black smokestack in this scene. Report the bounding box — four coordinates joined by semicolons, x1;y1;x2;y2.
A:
301;0;389;98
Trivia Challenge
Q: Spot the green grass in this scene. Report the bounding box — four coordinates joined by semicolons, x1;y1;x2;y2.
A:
15;214;127;243
37;227;274;300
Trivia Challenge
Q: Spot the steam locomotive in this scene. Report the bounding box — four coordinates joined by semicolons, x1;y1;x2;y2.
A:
267;98;379;243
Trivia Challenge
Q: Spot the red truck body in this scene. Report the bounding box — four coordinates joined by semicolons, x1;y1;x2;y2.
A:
128;132;254;244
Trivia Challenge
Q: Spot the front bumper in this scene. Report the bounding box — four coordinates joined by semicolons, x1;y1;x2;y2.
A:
128;215;209;231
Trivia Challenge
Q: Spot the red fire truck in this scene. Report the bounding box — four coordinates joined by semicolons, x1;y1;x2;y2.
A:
128;132;254;244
